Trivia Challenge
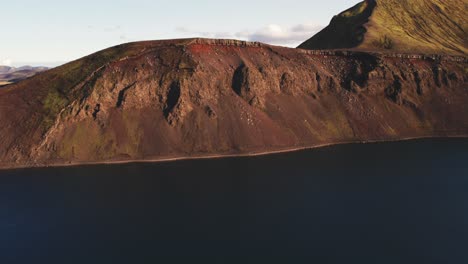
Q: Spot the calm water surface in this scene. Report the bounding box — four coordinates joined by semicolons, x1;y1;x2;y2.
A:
1;139;467;263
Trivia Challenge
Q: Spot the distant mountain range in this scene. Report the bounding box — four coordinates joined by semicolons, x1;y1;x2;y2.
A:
0;66;49;87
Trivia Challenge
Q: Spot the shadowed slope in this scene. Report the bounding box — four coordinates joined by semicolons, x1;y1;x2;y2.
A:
298;0;467;55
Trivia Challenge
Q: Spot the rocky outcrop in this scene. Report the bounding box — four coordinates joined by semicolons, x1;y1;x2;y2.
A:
0;38;467;169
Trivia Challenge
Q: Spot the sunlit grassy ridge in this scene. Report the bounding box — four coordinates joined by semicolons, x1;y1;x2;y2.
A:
299;0;467;55
341;1;369;17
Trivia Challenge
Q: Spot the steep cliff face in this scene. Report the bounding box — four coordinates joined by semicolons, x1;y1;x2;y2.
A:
0;39;467;168
298;0;467;56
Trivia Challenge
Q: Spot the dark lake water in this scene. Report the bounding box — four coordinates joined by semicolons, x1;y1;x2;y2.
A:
1;138;467;263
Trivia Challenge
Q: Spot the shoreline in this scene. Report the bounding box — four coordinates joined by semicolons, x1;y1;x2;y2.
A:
1;135;467;171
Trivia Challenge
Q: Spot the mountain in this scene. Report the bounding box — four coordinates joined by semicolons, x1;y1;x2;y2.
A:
0;66;49;87
0;38;466;169
0;66;16;74
298;0;467;55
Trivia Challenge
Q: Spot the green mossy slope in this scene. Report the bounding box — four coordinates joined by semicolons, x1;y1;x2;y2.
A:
299;0;467;55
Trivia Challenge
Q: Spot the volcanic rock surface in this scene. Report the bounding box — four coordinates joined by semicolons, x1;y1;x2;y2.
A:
0;38;467;168
298;0;467;55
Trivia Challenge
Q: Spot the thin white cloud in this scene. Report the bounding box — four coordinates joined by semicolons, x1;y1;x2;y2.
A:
175;27;234;40
175;27;191;33
1;59;12;66
174;23;323;47
104;25;122;32
237;23;323;47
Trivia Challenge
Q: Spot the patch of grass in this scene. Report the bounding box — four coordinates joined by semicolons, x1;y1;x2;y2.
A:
121;110;142;156
43;89;69;128
363;0;467;54
341;1;368;18
372;35;394;50
39;42;148;130
58;120;121;160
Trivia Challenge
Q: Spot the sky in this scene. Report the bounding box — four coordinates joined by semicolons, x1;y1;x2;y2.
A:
1;0;360;67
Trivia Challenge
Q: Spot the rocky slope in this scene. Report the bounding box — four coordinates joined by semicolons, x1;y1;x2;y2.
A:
0;38;467;168
298;0;467;55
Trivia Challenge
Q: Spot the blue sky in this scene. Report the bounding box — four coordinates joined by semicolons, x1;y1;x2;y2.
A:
1;0;360;67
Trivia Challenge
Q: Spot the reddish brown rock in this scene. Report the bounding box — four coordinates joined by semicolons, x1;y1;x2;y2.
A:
0;38;467;169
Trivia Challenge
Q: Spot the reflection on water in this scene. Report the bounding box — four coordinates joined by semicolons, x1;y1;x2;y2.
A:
1;139;467;263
